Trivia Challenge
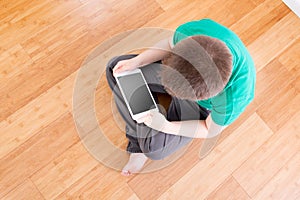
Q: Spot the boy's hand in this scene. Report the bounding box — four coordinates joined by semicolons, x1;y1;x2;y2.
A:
113;57;141;76
136;111;169;132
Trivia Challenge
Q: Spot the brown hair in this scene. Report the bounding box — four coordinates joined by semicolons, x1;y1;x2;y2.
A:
161;35;232;100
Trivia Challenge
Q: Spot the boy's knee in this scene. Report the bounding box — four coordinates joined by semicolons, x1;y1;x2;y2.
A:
138;134;169;160
144;150;166;160
106;56;118;77
138;130;192;161
107;56;119;70
106;54;138;80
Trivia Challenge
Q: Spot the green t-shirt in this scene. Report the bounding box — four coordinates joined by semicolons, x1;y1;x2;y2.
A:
173;19;256;126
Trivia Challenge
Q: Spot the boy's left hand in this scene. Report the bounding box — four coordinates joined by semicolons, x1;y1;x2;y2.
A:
136;111;169;131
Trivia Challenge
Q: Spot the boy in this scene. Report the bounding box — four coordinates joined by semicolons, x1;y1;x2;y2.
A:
106;18;256;176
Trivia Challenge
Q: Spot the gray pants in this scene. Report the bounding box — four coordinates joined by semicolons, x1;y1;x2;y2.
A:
106;54;210;160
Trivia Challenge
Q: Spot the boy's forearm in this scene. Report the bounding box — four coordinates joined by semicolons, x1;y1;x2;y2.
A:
162;120;210;138
134;38;171;66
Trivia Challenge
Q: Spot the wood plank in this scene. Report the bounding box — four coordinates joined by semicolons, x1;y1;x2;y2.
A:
127;140;198;200
278;38;300;78
206;176;251;200
95;75;122;124
155;0;182;10
108;184;136;200
233;110;300;197
247;12;300;71
31;141;98;199
89;0;163;40
257;86;300;132
218;100;258;145
95;77;127;148
56;164;133;199
0;0;27;15
146;0;256;29
1;0;53;25
250;0;267;5
21;0;163;62
2;179;44;200
20;0;107;62
278;39;300;93
293;76;300;93
0;33;89;121
230;0;290;46
254;58;296;107
127;193;140;200
0;44;33;83
223;0;257;24
0;0;163;122
98;116;128;149
0;113;79;198
157;113;273;199
0;0;82;54
0;72;75;159
145;0;213;29
253;152;300;200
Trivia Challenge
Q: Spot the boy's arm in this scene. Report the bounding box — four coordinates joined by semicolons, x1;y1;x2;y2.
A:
142;112;226;138
113;37;173;75
134;37;173;66
163;115;226;138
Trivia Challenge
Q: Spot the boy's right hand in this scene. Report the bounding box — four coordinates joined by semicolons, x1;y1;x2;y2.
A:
113;58;141;76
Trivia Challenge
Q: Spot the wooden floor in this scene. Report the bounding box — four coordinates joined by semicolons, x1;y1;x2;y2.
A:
1;0;300;199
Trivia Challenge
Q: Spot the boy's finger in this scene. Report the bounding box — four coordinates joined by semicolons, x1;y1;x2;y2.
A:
136;116;145;123
113;66;121;73
136;114;150;123
113;66;123;76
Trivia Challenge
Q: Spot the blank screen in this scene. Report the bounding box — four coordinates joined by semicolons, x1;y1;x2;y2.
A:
117;73;156;115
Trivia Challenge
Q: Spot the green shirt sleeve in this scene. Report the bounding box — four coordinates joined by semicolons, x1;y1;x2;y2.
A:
210;90;234;126
210;87;253;126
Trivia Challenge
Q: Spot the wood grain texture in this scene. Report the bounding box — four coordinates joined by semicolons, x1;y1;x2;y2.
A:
157;113;273;199
0;0;82;54
254;152;300;200
254;59;295;107
233;111;300;197
1;0;300;199
0;72;75;159
127;193;140;200
0;44;33;81
30;140;99;199
2;179;44;200
230;0;290;46
145;0;257;29
278;38;300;80
206;176;251;200
247;12;300;71
127;141;197;200
56;164;133;199
257;86;300;132
0;0;163;121
0;112;78;198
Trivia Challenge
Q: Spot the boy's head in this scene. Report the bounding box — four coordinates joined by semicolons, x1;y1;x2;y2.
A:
160;35;232;100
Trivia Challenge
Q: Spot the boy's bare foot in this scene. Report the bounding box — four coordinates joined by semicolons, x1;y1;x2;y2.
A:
121;153;148;176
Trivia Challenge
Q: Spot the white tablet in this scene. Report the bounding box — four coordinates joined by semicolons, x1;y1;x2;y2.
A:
115;68;158;121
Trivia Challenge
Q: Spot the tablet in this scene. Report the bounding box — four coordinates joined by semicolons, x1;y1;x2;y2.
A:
115;68;158;121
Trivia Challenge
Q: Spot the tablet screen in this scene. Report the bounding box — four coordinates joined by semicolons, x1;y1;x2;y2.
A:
117;73;156;115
